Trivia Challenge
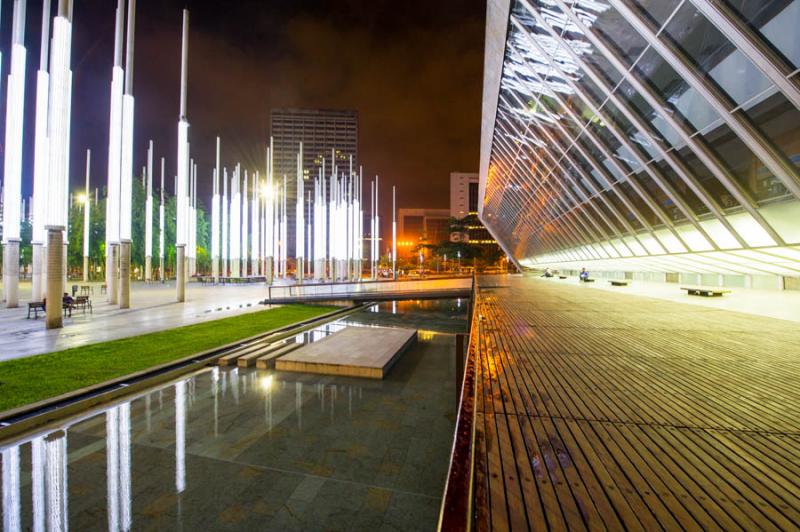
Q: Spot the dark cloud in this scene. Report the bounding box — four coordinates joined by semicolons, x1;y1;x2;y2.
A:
1;0;484;219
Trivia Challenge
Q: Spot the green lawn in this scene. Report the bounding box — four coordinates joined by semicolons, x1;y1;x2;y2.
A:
0;304;337;412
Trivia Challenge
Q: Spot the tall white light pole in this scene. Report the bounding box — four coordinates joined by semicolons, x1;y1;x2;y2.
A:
159;158;165;282
175;9;189;302
222;168;228;277
211;137;220;282
242;169;249;277
250;171;259;276
265;143;274;284
118;0;136;309
82;150;91;282
230;167;241;278
189;161;196;276
3;0;27;308
282;176;287;278
44;0;73;329
295;143;304;284
392;185;397;280
145;140;153;282
32;0;51;303
105;0;124;304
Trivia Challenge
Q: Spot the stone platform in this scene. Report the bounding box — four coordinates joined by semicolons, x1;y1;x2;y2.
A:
275;326;417;379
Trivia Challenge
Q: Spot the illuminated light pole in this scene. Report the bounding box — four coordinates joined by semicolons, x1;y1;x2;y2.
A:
211;137;220;282
82;150;91;282
2;0;27;308
106;0;125;305
118;0;136;309
145;141;153;282
222;168;228;277
241;168;249;277
306;190;312;278
189;161;197;276
32;0;51;303
357;166;363;281
230;167;241;278
295;143;304;284
251;171;259;276
175;8;189;302
264;141;274;284
282;176;288;278
159;157;165;282
392;185;397;280
44;0;73;329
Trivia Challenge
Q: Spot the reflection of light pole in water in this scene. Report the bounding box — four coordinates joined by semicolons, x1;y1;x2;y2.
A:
175;381;186;494
2;446;21;531
419;251;423;277
457;250;461;272
45;430;69;532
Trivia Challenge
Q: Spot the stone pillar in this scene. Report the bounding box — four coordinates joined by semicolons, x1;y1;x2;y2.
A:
176;245;185;302
32;243;43;302
83;256;89;283
109;244;120;305
296;258;304;285
46;229;64;329
119;241;131;309
265;257;273;285
145;256;152;283
62;243;68;297
3;241;20;307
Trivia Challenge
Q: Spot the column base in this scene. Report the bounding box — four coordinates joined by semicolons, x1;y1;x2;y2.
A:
46;229;64;329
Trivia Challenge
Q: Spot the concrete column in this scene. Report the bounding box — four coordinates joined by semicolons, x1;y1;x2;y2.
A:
3;241;20;307
32;243;43;302
176;245;185;302
83;256;89;283
145;256;152;283
296;258;304;285
62;242;68;297
119;241;131;309
46;229;64;330
109;244;119;305
265;257;273;285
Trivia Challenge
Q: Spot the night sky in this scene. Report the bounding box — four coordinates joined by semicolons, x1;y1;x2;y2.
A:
0;0;485;218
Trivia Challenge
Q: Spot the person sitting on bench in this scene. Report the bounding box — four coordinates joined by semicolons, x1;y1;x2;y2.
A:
62;292;75;317
579;268;590;282
542;267;554;278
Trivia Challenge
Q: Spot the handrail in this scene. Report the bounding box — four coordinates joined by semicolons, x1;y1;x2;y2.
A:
437;272;480;531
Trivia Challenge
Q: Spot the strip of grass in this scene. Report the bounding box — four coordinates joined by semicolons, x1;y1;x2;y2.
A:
0;304;337;412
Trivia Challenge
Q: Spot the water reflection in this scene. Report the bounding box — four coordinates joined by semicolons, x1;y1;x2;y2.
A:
0;299;466;531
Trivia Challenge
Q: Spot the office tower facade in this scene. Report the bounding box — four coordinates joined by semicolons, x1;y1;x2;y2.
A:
270;108;358;256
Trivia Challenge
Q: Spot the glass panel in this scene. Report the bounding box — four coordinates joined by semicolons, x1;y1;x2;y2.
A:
725;0;800;70
673;147;741;210
739;89;800;182
654;159;712;216
701;122;789;203
617;181;660;226
633;170;686;222
630;0;681;28
632;48;721;133
586;6;649;67
662;2;773;107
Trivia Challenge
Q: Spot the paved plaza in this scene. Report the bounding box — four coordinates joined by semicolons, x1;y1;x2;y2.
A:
0;281;276;362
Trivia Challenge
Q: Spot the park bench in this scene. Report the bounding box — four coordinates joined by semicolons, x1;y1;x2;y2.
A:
27;302;45;319
74;296;93;314
80;285;92;296
609;280;630;286
681;286;731;297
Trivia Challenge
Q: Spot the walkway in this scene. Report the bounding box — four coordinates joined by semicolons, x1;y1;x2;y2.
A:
0;282;273;361
470;276;800;530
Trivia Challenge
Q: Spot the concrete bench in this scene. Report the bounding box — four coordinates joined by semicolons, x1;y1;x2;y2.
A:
27;302;45;319
681;286;731;297
580;278;595;283
609;280;630;287
558;276;567;280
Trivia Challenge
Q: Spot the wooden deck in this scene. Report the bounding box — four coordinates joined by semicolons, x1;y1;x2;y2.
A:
470;277;800;531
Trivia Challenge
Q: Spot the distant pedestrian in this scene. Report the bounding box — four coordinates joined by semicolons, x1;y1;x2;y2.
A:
579;268;589;282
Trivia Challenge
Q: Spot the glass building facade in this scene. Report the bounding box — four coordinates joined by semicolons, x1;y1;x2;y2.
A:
480;0;800;285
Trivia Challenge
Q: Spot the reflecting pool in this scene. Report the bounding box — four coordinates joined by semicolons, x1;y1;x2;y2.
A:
0;299;467;531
